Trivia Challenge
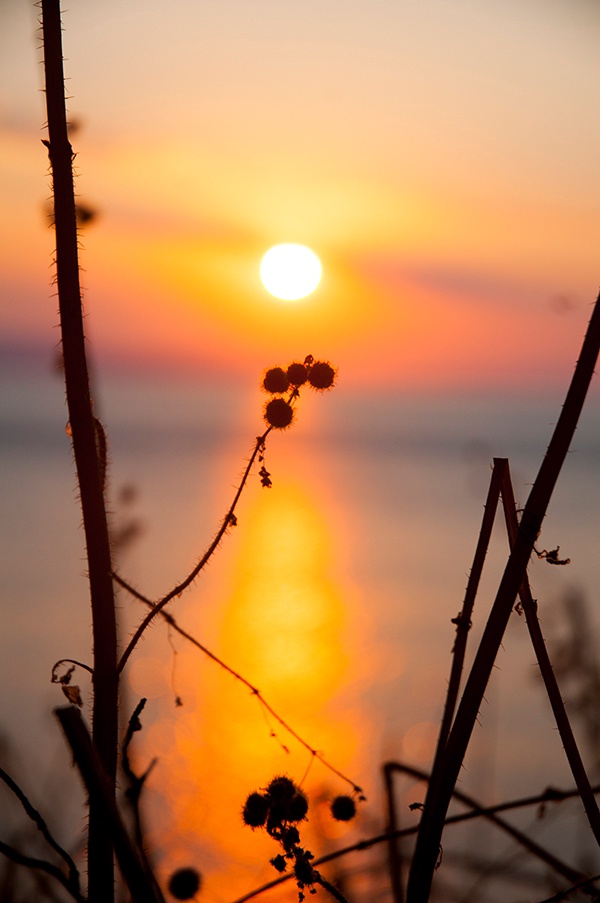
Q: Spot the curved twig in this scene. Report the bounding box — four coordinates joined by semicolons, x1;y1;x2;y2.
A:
0;766;80;882
51;659;94;679
536;874;600;903
0;838;85;903
0;766;81;891
115;429;271;675
118;591;361;792
384;762;587;885
500;467;600;842
314;873;352;903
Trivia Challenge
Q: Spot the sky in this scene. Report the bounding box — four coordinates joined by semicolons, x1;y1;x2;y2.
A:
1;0;600;391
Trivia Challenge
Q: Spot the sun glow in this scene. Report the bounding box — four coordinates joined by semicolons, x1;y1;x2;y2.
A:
260;243;322;301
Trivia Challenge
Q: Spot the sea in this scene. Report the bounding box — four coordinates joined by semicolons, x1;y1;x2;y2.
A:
2;362;600;901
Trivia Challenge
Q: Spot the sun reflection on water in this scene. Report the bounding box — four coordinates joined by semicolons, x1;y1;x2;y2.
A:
151;479;360;899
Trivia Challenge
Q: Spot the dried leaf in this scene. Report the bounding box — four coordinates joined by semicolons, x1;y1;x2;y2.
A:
62;685;83;707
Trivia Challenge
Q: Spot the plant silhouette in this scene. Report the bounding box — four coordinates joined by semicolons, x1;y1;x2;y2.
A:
2;2;600;902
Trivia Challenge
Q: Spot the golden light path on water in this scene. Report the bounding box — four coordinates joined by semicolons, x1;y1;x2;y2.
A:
144;479;362;901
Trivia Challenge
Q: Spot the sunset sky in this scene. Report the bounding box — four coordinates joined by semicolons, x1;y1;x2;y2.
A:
2;0;600;391
3;4;600;898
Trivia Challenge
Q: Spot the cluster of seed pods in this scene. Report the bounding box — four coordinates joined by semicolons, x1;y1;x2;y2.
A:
243;775;357;900
262;355;337;429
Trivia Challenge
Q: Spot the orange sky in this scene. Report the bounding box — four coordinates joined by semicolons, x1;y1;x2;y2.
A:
2;0;600;391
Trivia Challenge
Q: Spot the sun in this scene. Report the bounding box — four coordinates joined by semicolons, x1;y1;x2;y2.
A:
260;244;322;301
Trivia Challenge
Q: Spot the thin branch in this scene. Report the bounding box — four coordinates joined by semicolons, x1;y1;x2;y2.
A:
536;874;600;903
55;706;165;903
385;762;587;886
314;873;352;903
383;763;404;903
421;458;506;867
0;839;86;903
119;593;361;792
0;766;81;890
500;465;600;842
433;459;506;755
121;699;163;902
115;429;271;674
51;659;94;679
230;781;600;903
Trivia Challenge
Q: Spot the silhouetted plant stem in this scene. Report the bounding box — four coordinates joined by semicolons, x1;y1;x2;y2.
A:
116;428;272;674
428;459;506;792
406;291;600;903
383;763;405;903
121;700;162;902
0;766;81;891
500;465;600;843
0;839;85;903
115;582;361;791
56;706;165;903
384;762;588;886
314;874;352;903
41;2;118;899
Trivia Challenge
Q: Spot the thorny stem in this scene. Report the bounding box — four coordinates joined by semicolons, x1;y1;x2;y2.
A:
537;875;600;903
400;460;506;902
41;2;118;899
406;291;600;903
121;699;162;901
56;706;165;903
314;874;352;903
384;762;588;886
0;766;81;890
115;428;272;674
500;465;600;843
384;763;405;903
425;459;507;818
231;780;600;903
0;839;86;903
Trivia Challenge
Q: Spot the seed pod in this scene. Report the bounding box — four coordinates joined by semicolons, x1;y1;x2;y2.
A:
286;361;308;386
266;775;297;803
242;791;269;828
289;791;309;822
263;367;289;394
308;361;336;390
168;867;201;900
330;795;356;822
264;398;294;429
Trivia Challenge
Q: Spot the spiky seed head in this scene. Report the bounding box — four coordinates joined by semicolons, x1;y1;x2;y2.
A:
242;792;269;828
286;362;308;386
294;856;315;885
330;795;356;822
264;398;294;429
308;361;336;390
168;867;201;900
289;791;309;822
263;367;289;394
331;796;356;821
267;802;288;831
281;825;301;848
270;854;287;873
266;775;297;803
